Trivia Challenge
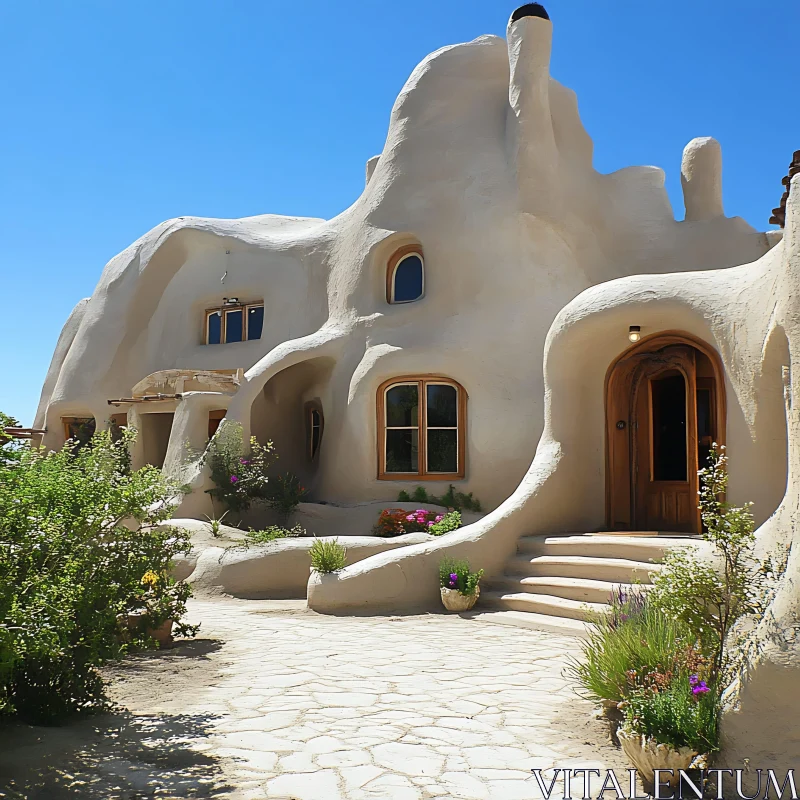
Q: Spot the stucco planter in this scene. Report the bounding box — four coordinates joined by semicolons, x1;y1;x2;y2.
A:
307;569;342;608
618;730;698;794
440;586;480;612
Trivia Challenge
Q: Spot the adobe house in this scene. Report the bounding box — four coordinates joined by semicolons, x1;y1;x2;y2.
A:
34;4;798;774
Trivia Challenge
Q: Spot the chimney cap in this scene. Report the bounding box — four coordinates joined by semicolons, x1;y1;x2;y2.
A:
510;3;550;23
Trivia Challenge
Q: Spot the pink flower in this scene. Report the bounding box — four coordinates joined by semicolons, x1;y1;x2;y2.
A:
435;515;443;522
406;514;415;521
230;475;239;483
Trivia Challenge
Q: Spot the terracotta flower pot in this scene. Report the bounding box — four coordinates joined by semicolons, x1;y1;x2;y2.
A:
121;612;174;647
618;730;698;795
440;585;480;611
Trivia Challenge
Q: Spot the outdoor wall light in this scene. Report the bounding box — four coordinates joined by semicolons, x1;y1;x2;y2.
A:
628;325;641;343
223;297;240;306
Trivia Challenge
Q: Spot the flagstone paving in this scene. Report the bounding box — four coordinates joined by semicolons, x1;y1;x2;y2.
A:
0;599;630;798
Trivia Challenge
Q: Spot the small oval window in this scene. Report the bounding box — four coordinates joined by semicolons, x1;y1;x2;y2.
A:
388;251;424;303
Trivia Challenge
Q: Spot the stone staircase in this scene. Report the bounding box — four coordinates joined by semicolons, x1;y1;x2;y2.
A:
474;532;699;635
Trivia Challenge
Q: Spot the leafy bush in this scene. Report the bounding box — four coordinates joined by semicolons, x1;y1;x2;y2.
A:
439;558;483;596
243;524;305;547
567;590;701;704
0;421;196;722
623;673;719;753
650;444;758;678
428;510;462;536
310;538;347;573
397;485;481;512
202;421;276;512
267;472;309;521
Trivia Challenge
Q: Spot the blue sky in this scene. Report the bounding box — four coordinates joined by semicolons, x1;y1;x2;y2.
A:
1;1;797;425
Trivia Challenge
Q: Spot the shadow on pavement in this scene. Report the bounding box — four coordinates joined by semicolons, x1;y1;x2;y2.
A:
0;710;233;799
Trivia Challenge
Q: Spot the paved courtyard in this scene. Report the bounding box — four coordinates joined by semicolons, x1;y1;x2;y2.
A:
0;599;628;799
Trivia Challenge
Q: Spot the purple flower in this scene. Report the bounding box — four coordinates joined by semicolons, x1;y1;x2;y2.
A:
689;675;699;687
448;579;457;588
230;475;239;484
692;681;710;695
239;458;250;465
450;573;458;582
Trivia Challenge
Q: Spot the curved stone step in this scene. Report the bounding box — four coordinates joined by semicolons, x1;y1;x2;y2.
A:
507;554;660;584
482;590;609;621
487;576;648;604
516;534;698;562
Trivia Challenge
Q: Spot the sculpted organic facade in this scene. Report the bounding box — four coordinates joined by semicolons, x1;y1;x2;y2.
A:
35;4;798;776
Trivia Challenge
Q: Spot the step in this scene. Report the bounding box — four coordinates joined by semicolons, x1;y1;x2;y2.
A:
467;610;591;637
486;576;646;604
482;590;609;622
516;534;698;562
507;554;660;584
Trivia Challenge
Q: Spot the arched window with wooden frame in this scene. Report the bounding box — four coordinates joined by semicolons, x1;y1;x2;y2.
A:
377;376;466;480
386;246;424;304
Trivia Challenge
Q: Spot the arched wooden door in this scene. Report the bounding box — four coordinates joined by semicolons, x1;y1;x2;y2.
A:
606;335;725;533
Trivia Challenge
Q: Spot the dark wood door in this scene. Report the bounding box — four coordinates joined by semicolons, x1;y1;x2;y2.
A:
607;345;700;533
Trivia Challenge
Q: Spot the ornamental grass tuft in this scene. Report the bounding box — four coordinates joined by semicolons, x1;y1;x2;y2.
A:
309;538;347;573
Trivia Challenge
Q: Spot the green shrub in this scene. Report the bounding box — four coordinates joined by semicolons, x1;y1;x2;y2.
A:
623;674;719;753
310;538;347;573
439;558;483;595
202;421;276;512
650;445;759;679
243;524;305;547
267;472;309;522
0;421;197;722
428;510;462;536
567;590;701;704
398;485;481;512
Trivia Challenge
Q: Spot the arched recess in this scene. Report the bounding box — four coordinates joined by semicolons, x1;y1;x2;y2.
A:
605;331;726;533
249;356;335;486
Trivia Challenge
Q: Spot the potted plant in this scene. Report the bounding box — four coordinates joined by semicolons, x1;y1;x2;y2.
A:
120;569;196;648
438;557;483;611
618;673;716;795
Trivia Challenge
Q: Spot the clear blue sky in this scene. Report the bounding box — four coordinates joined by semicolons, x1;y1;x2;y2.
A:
1;1;797;425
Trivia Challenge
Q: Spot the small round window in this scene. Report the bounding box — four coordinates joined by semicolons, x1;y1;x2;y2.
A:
388;250;424;303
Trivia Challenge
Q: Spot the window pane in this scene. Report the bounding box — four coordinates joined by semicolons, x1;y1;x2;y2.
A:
207;311;222;344
426;384;457;427
427;429;457;473
247;306;264;341
652;373;687;481
386;429;419;473
225;309;243;343
392;255;423;303
386;384;418;427
311;409;321;458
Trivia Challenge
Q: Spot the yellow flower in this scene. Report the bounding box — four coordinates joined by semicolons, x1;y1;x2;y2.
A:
141;570;160;587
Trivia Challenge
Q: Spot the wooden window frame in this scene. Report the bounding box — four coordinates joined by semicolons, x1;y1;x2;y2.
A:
386;245;424;304
204;302;264;345
377;376;466;481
